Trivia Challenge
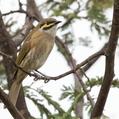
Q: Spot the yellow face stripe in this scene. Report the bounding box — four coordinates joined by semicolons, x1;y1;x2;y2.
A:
41;23;55;30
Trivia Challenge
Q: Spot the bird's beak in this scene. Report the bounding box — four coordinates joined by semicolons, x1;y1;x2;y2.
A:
55;21;61;25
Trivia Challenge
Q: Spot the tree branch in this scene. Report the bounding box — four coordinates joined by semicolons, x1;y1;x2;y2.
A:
0;10;31;119
2;10;28;16
55;37;95;108
91;0;119;118
0;88;25;119
12;0;43;46
0;45;104;82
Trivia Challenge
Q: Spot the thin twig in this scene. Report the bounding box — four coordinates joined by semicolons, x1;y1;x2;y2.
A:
18;0;23;10
91;0;119;117
80;68;91;83
2;10;27;16
0;51;32;76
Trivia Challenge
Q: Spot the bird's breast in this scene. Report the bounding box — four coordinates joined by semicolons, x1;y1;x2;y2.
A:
29;37;54;69
20;31;55;71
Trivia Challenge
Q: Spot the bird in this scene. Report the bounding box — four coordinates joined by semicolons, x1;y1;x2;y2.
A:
9;18;61;106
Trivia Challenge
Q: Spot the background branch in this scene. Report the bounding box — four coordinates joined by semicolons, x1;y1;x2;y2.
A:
0;11;31;119
55;37;95;109
13;0;42;46
2;10;27;16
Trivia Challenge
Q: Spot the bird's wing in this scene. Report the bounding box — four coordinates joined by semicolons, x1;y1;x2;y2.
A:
16;35;32;65
16;27;38;65
30;30;44;47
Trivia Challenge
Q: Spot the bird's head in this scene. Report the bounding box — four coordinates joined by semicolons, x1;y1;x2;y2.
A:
36;18;61;37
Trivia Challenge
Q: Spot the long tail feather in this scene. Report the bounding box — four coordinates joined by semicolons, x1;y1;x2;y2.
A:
9;80;22;106
9;69;26;106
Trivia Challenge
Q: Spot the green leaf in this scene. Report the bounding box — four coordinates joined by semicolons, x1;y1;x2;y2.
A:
41;90;65;114
27;94;53;119
60;85;74;100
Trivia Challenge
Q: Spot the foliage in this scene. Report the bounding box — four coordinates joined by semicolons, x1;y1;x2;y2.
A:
24;76;119;119
86;77;119;88
25;86;82;119
41;0;112;44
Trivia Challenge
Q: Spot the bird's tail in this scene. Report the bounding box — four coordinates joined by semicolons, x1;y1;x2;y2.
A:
9;69;26;106
9;80;22;106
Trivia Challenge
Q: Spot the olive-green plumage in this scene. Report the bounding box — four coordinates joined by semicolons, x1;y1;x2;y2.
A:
9;18;60;106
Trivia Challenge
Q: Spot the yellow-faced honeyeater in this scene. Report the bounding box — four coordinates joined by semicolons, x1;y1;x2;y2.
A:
9;18;61;105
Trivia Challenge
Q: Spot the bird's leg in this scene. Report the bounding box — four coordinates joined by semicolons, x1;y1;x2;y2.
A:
33;70;52;83
32;70;42;81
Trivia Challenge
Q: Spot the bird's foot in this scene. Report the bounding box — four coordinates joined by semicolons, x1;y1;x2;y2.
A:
33;70;52;83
